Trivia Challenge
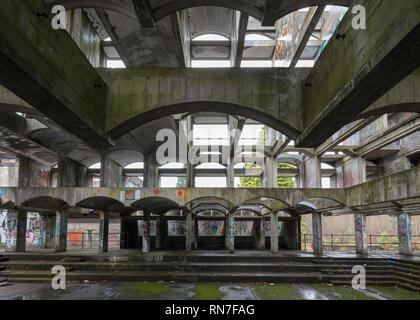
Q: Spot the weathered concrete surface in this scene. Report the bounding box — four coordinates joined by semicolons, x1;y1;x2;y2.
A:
101;68;309;140
361;68;420;118
0;0;110;148
299;0;420;147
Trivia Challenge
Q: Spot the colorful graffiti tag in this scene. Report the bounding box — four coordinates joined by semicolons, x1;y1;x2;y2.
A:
26;212;46;246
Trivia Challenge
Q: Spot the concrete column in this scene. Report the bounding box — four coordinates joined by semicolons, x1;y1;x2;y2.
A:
397;212;413;256
354;212;368;255
226;212;235;253
304;156;321;188
144;154;159;188
18;156;52;188
120;216;126;249
45;215;56;249
101;156;124;188
312;212;323;255
57;156;88;187
54;210;68;252
160;216;168;249
99;210;110;253
185;211;192;253
16;209;27;252
142;212;151;253
343;156;366;188
255;217;265;250
155;216;161;249
87;230;93;249
5;210;18;252
186;115;195;188
270;212;279;253
194;218;199;249
262;156;277;188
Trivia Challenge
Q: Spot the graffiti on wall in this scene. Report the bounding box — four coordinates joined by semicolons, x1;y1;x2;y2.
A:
26;212;46;246
199;221;224;236
32;169;51;188
0;210;6;244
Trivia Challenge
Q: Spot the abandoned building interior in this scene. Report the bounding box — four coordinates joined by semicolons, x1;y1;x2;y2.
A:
0;0;419;291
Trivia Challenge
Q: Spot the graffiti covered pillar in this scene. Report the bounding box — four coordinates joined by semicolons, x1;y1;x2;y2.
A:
312;212;323;255
99;210;110;253
397;212;413;256
142;211;151;253
226;212;235;253
5;210;17;252
16;208;27;252
45;215;56;249
354;212;368;255
270;212;279;253
54;211;68;252
185;210;192;253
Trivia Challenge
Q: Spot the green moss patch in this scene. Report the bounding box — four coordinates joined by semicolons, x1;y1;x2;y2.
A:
372;286;420;300
190;283;224;300
314;285;376;300
124;282;170;299
253;284;300;300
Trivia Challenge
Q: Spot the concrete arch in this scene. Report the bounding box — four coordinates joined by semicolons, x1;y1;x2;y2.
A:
152;0;264;22
131;197;180;215
21;196;69;214
48;0;137;19
242;196;290;212
187;196;234;211
102;68;307;141
300;197;346;211
76;196;124;211
276;154;303;168
360;103;420;119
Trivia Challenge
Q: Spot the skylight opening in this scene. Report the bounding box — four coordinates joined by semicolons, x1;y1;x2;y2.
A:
106;59;126;69
193;34;230;41
191;60;231;68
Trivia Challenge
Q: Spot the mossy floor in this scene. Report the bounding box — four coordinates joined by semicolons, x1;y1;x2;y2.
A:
118;282;420;300
1;282;419;300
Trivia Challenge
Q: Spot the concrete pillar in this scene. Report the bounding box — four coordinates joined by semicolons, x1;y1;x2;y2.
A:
87;230;93;249
144;153;159;188
354;212;368;255
312;212;323;255
160;216;168;249
270;212;279;253
142;212;151;253
16;209;27;252
304;156;321;188
262;156;277;188
18;156;52;188
99;210;110;253
226;212;235;253
5;210;18;252
186;115;195;188
155;216;160;249
255;217;265;250
57;156;88;187
101;156;124;188
194;218;199;249
120;216;126;249
45;215;56;249
54;210;68;252
397;212;413;256
343;156;366;188
186;211;192;253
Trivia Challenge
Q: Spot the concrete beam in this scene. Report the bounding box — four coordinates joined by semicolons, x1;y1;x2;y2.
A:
290;6;326;68
102;68;309;141
355;115;420;157
233;13;249;68
132;0;155;27
299;0;420;147
0;0;111;148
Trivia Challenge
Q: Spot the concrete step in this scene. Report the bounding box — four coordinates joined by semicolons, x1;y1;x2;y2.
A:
0;256;9;263
2;270;329;283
